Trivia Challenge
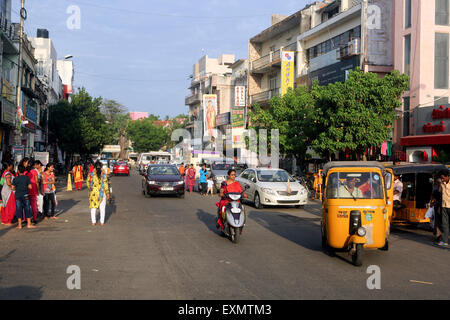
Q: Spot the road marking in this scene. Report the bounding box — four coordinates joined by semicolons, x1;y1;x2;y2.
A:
409;280;433;285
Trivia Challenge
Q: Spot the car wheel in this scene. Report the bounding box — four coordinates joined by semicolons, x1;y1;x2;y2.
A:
295;205;305;209
254;192;263;209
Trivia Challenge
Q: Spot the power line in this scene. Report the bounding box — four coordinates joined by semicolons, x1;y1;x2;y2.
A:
64;0;273;19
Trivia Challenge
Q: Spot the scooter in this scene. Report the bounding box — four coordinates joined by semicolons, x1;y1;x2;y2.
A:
216;186;249;244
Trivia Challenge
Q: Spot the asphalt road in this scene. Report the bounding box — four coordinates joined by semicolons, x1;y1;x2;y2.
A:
0;170;449;300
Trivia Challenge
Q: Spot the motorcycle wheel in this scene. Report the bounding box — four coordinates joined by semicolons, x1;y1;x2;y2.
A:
231;227;240;244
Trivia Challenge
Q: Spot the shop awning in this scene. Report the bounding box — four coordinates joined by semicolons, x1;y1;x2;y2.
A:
401;134;450;147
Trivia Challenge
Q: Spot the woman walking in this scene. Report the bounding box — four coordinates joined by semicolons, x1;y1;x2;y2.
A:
186;164;196;193
72;161;84;191
26;160;39;223
1;160;16;225
89;161;110;226
199;164;209;196
43;163;58;220
35;161;44;216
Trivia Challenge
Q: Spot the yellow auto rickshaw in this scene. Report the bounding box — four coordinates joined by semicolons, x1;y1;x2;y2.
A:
321;162;394;266
387;163;447;225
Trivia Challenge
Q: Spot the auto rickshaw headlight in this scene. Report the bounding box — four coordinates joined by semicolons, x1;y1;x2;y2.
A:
357;227;366;237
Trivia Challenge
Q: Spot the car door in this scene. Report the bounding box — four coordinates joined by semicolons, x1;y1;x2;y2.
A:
246;169;257;200
237;169;253;199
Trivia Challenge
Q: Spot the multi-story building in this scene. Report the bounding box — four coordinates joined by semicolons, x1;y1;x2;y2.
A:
56;58;74;101
0;0;17;160
248;12;303;107
396;0;450;163
185;54;235;157
129;112;148;121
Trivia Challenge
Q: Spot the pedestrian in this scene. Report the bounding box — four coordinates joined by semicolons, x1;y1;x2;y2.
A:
43;163;58;220
431;177;443;243
184;164;189;191
26;159;39;223
393;174;403;208
207;176;214;195
178;162;185;177
89;161;110;226
35;160;44;217
12;164;35;229
438;170;450;247
186;164;196;193
72;161;84;191
199;164;208;196
1;160;16;226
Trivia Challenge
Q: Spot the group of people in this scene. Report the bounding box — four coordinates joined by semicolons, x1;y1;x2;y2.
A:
431;170;450;247
0;158;58;229
178;163;214;195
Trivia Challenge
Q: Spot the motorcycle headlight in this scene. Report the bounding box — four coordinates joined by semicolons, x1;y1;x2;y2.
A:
261;188;275;195
228;194;241;201
357;227;366;237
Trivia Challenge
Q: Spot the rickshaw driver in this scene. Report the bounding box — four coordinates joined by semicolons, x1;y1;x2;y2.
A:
339;176;363;199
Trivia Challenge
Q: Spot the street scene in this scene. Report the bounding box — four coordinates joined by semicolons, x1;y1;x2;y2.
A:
0;0;449;305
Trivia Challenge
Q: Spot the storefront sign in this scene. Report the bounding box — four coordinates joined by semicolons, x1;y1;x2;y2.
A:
281;51;295;95
1;99;15;126
234;86;246;107
432;106;450;119
414;105;450;135
25;100;37;124
215;112;230;126
423;122;445;133
231;107;245;128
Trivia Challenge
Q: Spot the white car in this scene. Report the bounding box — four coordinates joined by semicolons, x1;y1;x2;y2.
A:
236;168;308;209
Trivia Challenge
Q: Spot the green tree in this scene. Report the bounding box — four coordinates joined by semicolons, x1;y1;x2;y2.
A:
126;118;168;153
310;69;409;159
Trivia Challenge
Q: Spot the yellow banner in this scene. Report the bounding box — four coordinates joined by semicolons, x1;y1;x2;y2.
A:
281;51;295;95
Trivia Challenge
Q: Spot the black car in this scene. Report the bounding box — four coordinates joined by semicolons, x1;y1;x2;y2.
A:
141;164;185;198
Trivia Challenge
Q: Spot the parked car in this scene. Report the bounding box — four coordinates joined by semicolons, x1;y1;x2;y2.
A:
141;164;185;198
113;161;130;176
236;168;308;209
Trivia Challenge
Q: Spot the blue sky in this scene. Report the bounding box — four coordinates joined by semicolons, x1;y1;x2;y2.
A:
13;0;310;118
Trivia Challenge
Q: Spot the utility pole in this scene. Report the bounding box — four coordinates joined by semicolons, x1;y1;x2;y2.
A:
14;0;26;163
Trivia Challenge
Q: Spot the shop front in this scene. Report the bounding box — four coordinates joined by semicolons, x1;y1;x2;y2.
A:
401;105;450;163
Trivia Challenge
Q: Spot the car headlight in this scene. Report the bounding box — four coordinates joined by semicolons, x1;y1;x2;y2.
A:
147;180;157;185
299;187;306;195
261;188;275;195
357;227;366;237
174;181;184;185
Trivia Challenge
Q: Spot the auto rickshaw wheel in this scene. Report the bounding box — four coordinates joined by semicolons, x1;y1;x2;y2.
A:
379;239;389;251
321;226;335;257
352;244;364;267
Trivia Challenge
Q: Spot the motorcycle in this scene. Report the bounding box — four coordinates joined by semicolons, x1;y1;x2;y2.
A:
216;185;249;244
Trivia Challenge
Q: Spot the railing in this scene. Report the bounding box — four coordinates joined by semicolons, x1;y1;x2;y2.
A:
251;45;297;72
185;93;201;105
0;13;14;40
250;88;280;104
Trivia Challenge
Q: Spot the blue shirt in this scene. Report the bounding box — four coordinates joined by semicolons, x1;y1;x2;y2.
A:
199;169;208;183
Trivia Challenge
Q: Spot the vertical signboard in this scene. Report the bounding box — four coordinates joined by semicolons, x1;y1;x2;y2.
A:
281;51;295;95
367;0;393;66
234;86;246;107
203;94;217;138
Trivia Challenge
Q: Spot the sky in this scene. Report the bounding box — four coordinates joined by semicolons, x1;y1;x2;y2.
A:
12;0;311;118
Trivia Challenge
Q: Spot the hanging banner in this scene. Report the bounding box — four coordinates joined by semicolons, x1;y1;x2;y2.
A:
281;51;295;95
203;94;217;138
234;86;246;107
231;106;245;128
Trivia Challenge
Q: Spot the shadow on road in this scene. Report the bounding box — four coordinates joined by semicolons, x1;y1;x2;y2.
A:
0;225;16;239
0;285;43;300
196;209;221;236
390;225;444;249
248;210;323;252
54;199;81;216
105;201;117;224
0;249;16;262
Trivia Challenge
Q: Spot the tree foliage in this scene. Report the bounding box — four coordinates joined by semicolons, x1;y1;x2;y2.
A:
126;118;168;153
49;88;109;156
100;99;130;145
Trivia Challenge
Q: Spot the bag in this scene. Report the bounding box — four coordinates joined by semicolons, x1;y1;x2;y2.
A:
425;206;434;219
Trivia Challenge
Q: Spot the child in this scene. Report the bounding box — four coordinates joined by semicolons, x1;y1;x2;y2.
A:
12;164;36;229
207;176;214;195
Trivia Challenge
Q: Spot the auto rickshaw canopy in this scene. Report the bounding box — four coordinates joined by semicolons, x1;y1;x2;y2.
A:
387;163;448;175
323;161;387;177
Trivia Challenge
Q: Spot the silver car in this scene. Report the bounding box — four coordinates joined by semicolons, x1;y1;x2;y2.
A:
236;168;308;209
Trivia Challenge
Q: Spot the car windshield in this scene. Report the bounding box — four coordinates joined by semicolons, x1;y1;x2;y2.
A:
212;163;232;170
148;166;179;175
326;172;383;199
257;170;296;182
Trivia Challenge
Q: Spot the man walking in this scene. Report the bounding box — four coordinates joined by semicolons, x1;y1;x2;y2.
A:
438;170;450;247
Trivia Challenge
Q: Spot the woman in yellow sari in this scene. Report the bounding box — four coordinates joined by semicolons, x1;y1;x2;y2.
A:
88;161;110;226
72;161;84;191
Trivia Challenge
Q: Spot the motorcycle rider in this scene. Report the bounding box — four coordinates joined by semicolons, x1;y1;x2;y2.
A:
216;169;247;229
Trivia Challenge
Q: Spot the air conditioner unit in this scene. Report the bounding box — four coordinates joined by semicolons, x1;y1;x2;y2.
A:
337;38;360;60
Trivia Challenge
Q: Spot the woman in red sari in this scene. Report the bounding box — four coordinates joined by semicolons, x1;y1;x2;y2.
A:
72;161;84;191
216;169;247;230
186;164;196;193
1;160;16;225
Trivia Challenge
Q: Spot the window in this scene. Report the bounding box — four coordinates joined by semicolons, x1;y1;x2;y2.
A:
403;97;410;137
404;34;411;76
435;96;449;105
435;33;449;89
270;45;276;52
436;0;449;25
247;170;256;182
405;0;412;28
269;76;278;90
326;172;383;199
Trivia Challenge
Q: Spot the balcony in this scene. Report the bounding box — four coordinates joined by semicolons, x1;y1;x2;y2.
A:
185;92;202;106
251;43;297;74
0;13;17;54
250;88;280;105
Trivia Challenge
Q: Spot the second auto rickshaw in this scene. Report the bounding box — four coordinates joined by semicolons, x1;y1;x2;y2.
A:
321;162;394;266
